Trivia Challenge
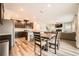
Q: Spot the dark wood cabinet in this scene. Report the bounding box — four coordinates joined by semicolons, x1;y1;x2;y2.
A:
25;22;33;29
15;20;33;29
15;20;25;28
60;32;76;41
0;3;4;24
15;31;28;40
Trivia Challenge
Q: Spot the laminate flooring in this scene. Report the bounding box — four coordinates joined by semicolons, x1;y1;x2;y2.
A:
10;37;79;56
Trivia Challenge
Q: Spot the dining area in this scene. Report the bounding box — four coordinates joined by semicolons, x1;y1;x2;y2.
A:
10;26;79;56
10;18;79;56
33;27;62;56
11;16;65;56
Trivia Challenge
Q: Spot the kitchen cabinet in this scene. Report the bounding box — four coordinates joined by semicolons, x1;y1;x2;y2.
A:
60;32;76;41
15;31;27;40
15;20;33;29
15;20;25;28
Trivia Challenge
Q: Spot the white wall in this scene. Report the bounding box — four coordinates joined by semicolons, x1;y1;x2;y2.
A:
76;5;79;48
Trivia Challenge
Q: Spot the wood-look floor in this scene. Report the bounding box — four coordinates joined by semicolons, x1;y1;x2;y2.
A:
10;37;79;56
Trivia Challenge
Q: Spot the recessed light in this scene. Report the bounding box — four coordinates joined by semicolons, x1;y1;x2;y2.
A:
33;16;36;19
21;21;25;24
47;4;51;7
20;8;24;11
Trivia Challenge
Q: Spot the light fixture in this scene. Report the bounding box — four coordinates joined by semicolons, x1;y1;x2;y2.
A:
32;16;36;19
20;8;24;11
21;21;25;24
47;4;51;7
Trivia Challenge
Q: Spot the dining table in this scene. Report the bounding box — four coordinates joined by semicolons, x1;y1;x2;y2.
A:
40;32;56;51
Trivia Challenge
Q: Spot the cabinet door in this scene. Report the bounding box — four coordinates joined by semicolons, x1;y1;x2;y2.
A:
0;3;4;24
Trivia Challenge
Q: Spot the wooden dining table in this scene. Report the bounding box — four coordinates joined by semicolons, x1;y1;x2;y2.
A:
40;32;56;51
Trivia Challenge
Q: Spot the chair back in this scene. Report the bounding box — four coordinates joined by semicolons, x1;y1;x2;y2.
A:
33;32;42;56
56;29;62;40
33;32;41;42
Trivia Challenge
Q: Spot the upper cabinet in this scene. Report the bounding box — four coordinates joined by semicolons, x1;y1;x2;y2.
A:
15;20;33;29
0;3;4;24
15;20;26;28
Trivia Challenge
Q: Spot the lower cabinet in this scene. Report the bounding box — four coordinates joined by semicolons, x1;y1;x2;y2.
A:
60;32;76;41
15;31;28;40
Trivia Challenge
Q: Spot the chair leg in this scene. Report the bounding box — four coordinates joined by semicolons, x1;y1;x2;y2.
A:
40;48;41;56
57;40;60;50
55;37;57;54
34;44;36;55
54;43;56;54
40;46;42;56
45;40;48;51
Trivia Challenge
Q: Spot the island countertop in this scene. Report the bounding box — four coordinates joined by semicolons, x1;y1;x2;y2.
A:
0;33;11;36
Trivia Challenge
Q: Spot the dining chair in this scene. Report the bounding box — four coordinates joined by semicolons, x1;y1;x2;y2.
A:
33;32;46;56
49;29;62;54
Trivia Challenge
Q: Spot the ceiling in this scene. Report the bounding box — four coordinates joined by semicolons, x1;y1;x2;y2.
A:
4;3;78;24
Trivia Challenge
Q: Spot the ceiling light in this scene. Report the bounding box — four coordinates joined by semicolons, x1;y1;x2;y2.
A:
33;16;36;19
20;8;24;11
47;4;51;7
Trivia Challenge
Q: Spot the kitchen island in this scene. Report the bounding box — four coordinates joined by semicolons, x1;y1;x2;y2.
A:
15;28;33;41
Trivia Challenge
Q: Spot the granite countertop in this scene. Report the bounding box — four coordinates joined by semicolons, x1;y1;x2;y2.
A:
15;28;33;32
0;33;11;36
0;33;11;41
15;28;26;32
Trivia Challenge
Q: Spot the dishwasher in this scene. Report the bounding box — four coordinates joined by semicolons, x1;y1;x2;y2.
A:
0;40;9;56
